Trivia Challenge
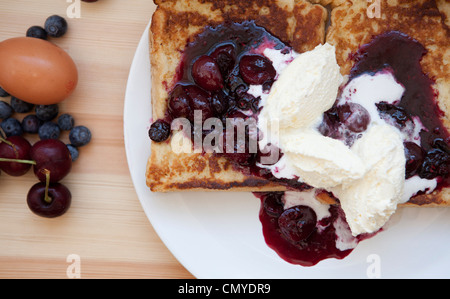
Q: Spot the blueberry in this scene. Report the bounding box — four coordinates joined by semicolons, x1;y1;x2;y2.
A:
44;15;68;38
0;101;13;119
21;114;42;134
57;114;74;131
26;26;48;40
420;148;450;179
66;144;79;162
38;122;61;140
69;126;92;147
35;104;59;121
10;97;34;113
148;120;170;142
0;87;9;97
1;118;23;137
376;102;411;128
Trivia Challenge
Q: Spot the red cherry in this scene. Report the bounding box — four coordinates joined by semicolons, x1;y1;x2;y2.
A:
210;44;236;76
239;55;276;85
278;206;317;243
0;136;33;176
30;139;72;183
27;182;71;218
192;55;224;91
404;142;425;179
168;84;192;119
337;103;371;133
263;192;285;217
184;85;214;122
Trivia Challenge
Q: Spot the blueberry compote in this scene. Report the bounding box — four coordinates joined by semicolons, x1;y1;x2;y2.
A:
351;31;449;188
151;23;450;267
256;191;370;267
259;31;449;267
322;31;450;189
158;21;309;190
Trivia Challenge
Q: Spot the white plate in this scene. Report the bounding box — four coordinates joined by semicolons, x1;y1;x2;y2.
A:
124;23;450;279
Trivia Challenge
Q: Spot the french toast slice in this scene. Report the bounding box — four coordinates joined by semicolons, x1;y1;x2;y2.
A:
146;0;450;207
325;0;450;206
146;0;328;192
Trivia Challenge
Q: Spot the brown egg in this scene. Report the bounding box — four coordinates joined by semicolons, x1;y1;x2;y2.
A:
0;37;78;105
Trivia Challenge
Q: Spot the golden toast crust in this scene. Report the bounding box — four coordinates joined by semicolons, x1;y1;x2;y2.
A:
146;0;450;206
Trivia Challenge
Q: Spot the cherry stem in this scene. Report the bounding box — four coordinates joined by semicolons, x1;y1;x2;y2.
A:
0;136;14;147
0;136;19;156
44;169;51;204
0;157;36;165
0;137;36;164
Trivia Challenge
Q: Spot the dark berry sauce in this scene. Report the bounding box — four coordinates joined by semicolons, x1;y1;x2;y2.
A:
163;21;309;190
255;192;371;267
153;23;450;267
173;20;288;90
349;31;450;189
261;31;449;266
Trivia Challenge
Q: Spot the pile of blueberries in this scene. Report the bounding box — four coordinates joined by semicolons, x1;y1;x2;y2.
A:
0;88;91;162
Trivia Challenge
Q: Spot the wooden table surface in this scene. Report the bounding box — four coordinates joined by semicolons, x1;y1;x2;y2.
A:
0;0;194;279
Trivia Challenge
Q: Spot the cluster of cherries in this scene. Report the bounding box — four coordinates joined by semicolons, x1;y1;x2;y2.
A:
149;43;278;167
0;136;72;218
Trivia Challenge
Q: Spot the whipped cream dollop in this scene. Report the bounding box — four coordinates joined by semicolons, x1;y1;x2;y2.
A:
282;129;366;189
257;43;409;236
332;124;406;236
260;43;343;130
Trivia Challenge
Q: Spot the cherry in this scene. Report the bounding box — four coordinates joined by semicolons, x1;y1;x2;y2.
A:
30;139;72;183
192;55;224;91
263;192;284;217
168;84;192;119
404;142;425;179
184;85;213;122
278;205;317;243
376;102;412;128
0;136;33;176
239;55;276;85
337;103;371;133
210;44;236;77
318;107;343;140
27;181;71;218
211;91;230;116
168;84;214;123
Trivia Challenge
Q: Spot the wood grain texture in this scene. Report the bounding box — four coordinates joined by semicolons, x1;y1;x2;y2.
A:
0;0;194;279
